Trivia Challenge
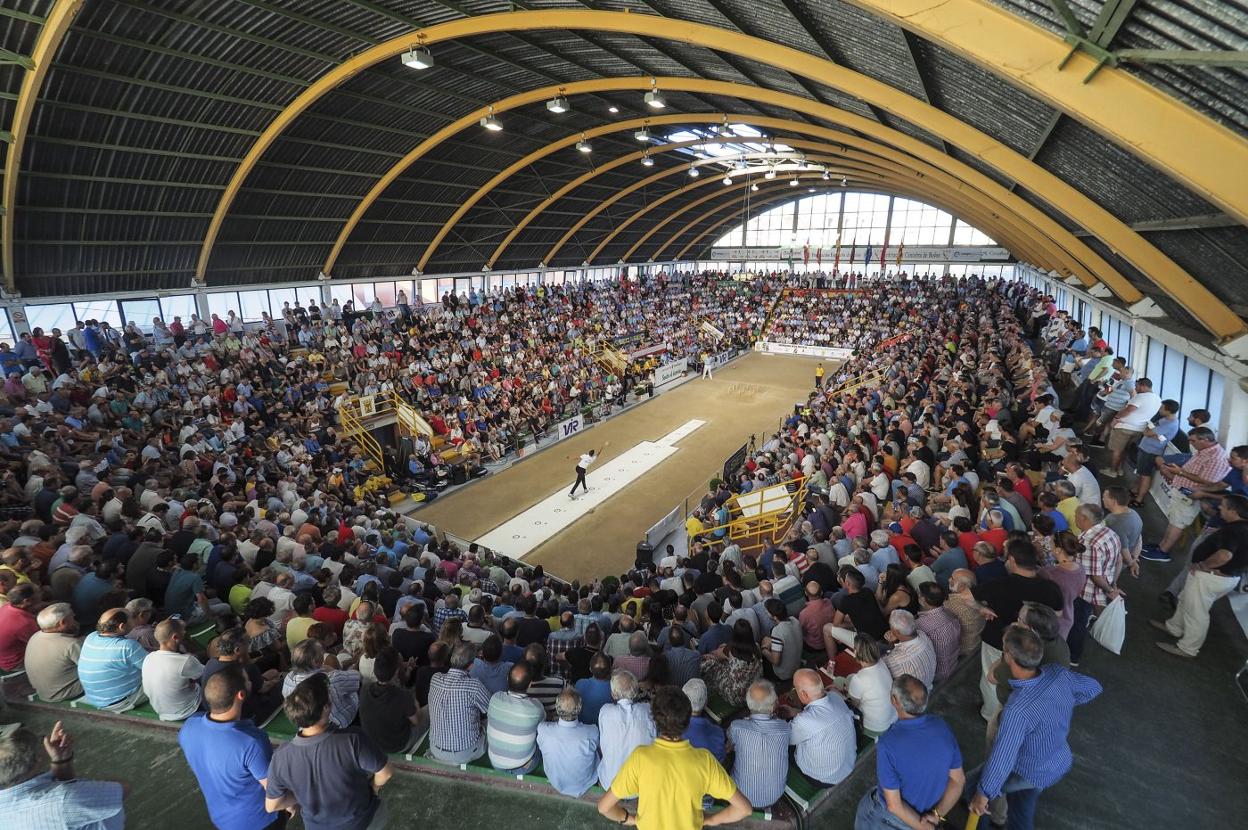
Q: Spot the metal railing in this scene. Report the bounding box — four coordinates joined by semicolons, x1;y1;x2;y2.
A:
824;367;886;397
337;399;385;473
692;474;811;556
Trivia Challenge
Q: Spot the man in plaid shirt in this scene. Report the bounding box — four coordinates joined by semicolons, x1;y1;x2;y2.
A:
546;611;584;676
428;642;491;764
1071;504;1123;665
1142;427;1231;564
431;592;468;635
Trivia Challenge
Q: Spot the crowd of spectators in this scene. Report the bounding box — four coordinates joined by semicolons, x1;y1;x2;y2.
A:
0;271;1242;830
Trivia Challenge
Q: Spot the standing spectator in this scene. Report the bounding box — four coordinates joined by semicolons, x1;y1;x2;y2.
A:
727;680;791;809
0;583;39;670
915;582;961;685
486;662;546;774
1130;399;1180;508
944;570;986;658
179;665;283;830
1069;505;1124;666
596;669;656;790
359;647;422;755
537;688;601;797
1040;533;1087;641
0;720;125;829
427;642;491;765
783;668;856;786
1104;377;1161;478
78;607;148;711
597;686;751;828
1151;494;1248;659
23;602;83;702
265;673;393;830
854;675;964;830
1102;487;1142;577
967;627;1102;830
141;617;206;721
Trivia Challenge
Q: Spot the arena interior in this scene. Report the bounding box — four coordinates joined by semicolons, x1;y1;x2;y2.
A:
1;2;1247;829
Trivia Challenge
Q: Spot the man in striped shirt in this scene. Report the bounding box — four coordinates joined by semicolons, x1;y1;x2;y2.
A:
1070;505;1123;665
1143;427;1232;564
968;626;1101;830
916;582;962;685
78;607;147;711
782;669;856;786
728;680;791;809
486;662;545;774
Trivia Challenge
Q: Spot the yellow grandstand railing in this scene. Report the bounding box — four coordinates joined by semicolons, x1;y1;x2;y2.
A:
758;287;790;338
825;368;885;397
693;475;811;556
337;399;385;473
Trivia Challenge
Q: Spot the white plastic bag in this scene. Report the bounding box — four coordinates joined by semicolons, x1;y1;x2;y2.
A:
1090;595;1127;655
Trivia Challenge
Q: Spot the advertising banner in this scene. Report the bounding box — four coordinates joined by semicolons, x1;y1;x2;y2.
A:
554;412;584;443
711;245;1010;263
756;341;853;360
652;357;689;387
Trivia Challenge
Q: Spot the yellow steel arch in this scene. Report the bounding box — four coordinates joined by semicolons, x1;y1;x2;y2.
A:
844;0;1247;222
2;0;86;293
190;11;1246;338
606;169;1049;269
531;112;1107;288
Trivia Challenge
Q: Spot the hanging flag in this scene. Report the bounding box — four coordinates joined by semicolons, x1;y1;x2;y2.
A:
815;245;822;267
803;239;810;266
896;243;905;266
863;245;873;269
879;241;888;270
848;237;856;268
832;232;842;272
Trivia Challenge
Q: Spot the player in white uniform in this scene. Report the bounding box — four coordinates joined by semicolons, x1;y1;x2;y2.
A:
568;443;607;498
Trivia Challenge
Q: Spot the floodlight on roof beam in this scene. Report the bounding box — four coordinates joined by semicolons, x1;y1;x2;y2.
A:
576;134;592;153
641;153;654;167
634;127;650;142
400;43;434;70
608;105;619;114
688;166;700;178
790;177;800;186
479;107;502;132
644;79;666;109
546;94;570;114
722;175;733;186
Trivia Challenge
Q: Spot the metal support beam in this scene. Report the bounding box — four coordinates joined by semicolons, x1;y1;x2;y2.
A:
1043;0;1086;36
1074;213;1241;235
1116;49;1248;68
1010;109;1063;191
191;10;1243;339
843;0;1248;224
3;0;85;294
0;48;35;70
1087;0;1138;47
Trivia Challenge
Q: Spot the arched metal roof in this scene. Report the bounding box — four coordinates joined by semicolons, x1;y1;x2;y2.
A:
1;0;1245;341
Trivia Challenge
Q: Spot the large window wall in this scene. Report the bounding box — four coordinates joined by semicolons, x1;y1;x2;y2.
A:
712;191;996;272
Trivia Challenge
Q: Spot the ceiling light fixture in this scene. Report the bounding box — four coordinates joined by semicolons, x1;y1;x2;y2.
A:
641;153;654;167
807;187;816;193
576;134;592;153
400;40;434;70
688;166;700;178
547;93;570;114
822;169;831;180
644;78;666;109
790;177;800;186
478;107;502;132
634;127;650;142
751;183;759;191
723;175;733;186
608;105;619;114
764;167;776;180
841;176;848;186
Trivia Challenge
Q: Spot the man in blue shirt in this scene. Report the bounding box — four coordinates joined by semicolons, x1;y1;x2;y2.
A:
854;674;963;829
1132;398;1180;507
180;665;284;830
968;626;1102;830
680;679;726;763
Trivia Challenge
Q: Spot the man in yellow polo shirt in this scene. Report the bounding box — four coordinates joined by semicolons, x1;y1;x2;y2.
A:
815;362;825;389
597;686;752;829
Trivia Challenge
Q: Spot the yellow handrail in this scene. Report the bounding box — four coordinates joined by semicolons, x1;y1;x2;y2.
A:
337;398;385;473
825;368;885;397
692;475;810;556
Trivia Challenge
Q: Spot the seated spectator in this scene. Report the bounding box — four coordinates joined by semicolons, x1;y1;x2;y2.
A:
613;631;652;682
0;720;125;829
915;582;962;685
664;627;701;689
244;597;287;674
179;665;282;830
469;633;513;696
783;668;856;786
124;598;158;652
822;566;889;652
79;607;148;711
427;642;491;765
285;594;317;652
282;639;361;728
24;602;83;702
728;679;790;809
845;634;897;739
597;685;751;828
700;620;763;710
141;617;206;721
561;622;603;682
680;678;726;763
883;610;937;690
930;531;969;590
537;688;600;797
524;642;565;719
596;669;656;790
854;674;964;830
487;661;546;774
574;651;614;725
392;602;435;665
201;627;282;723
265;673;393;829
798;580;836;652
0;583;39;670
761;597;803;683
359;647;422;755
